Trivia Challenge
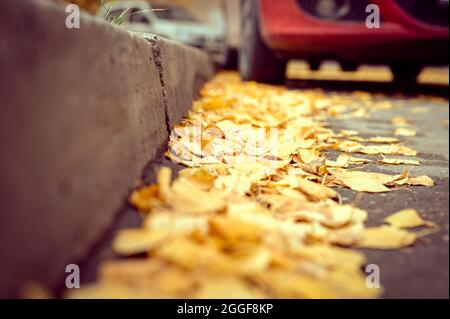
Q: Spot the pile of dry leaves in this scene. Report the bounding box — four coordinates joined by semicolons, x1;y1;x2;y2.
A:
68;72;437;298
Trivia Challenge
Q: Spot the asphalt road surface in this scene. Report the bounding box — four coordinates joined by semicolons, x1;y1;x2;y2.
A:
77;68;449;299
324;90;449;299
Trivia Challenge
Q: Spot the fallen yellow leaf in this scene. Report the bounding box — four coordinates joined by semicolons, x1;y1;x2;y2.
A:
384;209;433;229
408;175;434;186
391;116;409;126
379;158;420;165
367;136;399;143
112;229;167;255
357;226;416;249
395;128;417;137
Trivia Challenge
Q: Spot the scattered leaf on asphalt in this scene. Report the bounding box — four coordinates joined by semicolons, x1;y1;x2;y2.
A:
410;107;428;114
326;153;371;167
328;168;391;192
357;226;417;249
340;129;359;136
391;116;409;126
379;157;421;165
356;144;417;156
384;209;434;229
367;136;399;143
408;175;434;186
328;168;431;193
395;128;417;137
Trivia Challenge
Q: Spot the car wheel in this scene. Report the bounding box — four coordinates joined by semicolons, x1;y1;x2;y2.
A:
390;65;422;84
239;0;287;84
309;60;321;71
341;62;358;72
223;47;238;70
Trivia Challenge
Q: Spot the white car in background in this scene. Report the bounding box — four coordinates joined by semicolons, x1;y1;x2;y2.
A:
97;1;226;63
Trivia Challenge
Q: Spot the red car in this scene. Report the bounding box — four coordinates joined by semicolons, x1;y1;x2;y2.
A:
239;0;449;84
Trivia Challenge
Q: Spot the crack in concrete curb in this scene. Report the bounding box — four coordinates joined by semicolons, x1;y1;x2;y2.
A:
148;36;172;137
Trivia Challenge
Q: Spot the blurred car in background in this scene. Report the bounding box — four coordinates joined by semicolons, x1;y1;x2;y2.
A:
220;0;241;68
240;0;449;84
97;0;227;63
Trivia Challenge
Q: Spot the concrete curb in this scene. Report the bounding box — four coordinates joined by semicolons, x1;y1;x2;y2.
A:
0;0;213;297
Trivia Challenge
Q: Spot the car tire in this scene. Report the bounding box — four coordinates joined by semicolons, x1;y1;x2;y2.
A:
309;60;321;71
341;62;358;72
391;65;422;84
239;0;287;84
223;47;238;70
